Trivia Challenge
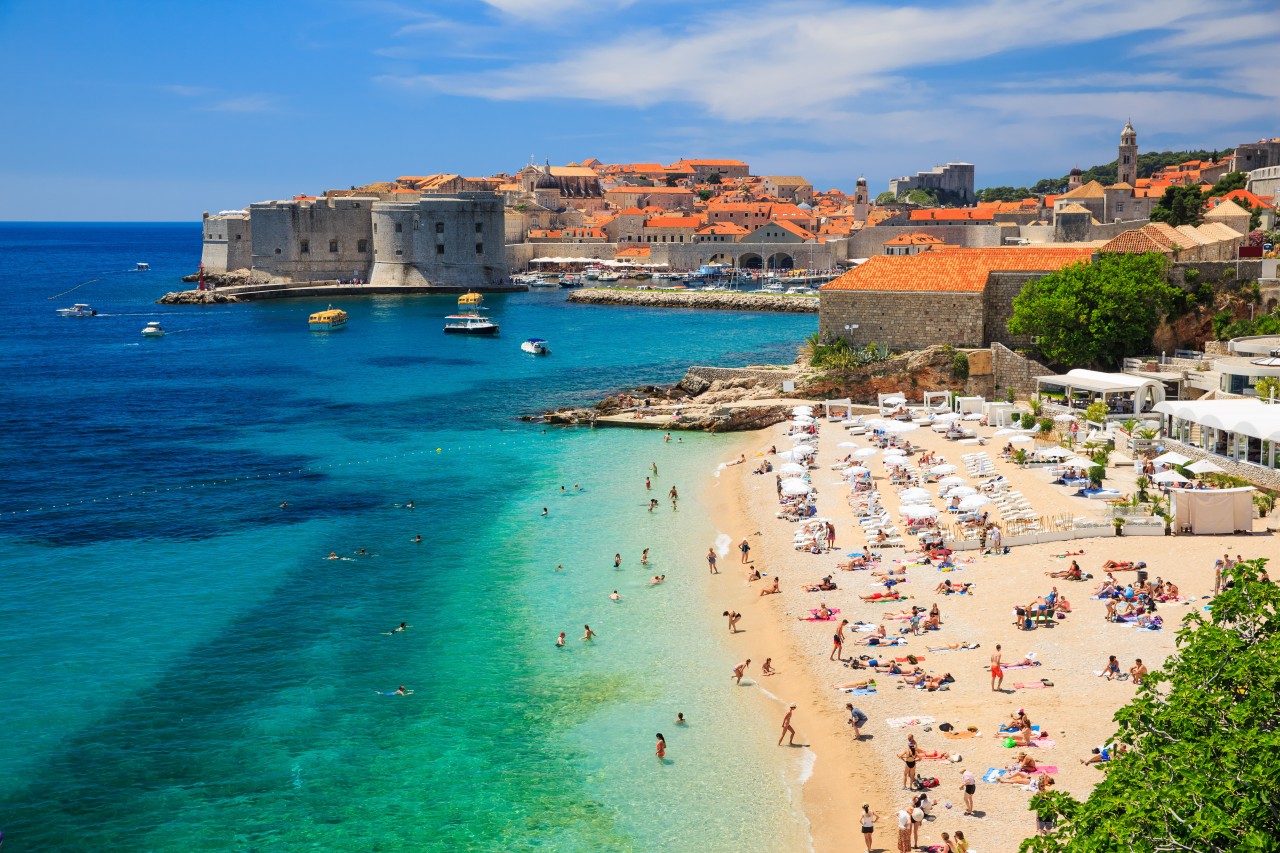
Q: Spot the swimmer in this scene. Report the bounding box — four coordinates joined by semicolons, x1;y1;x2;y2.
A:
541;508;548;517
581;625;596;641
574;484;582;491
675;712;687;725
665;432;671;443
412;535;422;543
732;658;752;684
650;575;666;585
327;552;339;560
406;500;415;510
614;553;622;568
609;590;621;601
560;486;567;493
279;501;287;509
555;564;564;572
761;658;776;676
356;548;368;556
641;548;650;565
656;733;666;759
556;632;566;647
392;622;410;633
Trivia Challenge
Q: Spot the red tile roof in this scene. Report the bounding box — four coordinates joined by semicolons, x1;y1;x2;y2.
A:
882;232;947;246
907;208;996;222
821;247;1094;293
616;246;651;258
644;216;702;228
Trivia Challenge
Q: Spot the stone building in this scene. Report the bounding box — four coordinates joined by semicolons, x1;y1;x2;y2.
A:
1202;199;1251;237
1231;138;1280;172
1096;222;1242;261
759;175;814;203
603;186;696;211
200;192;508;290
882;233;946;255
888;162;975;204
818;247;1094;350
671;159;751;180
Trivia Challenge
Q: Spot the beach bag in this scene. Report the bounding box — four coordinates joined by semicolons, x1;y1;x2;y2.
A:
938;722;954;732
915;776;940;789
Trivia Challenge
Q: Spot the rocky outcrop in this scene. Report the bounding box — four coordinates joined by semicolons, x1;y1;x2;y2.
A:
157;290;242;305
180;270;263;288
567;288;818;313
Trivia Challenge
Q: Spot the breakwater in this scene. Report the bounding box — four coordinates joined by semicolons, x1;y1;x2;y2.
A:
567;288;819;313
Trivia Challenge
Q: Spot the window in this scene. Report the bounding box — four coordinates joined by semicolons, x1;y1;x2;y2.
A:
436;222;444;234
352;202;360;208
357;239;368;253
374;223;378;233
475;222;483;233
395;222;403;233
436;244;445;255
475;243;484;254
329;239;339;253
275;248;281;254
235;234;241;240
300;240;310;254
395;249;403;256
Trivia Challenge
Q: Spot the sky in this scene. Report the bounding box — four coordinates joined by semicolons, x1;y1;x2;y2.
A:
1;0;1276;220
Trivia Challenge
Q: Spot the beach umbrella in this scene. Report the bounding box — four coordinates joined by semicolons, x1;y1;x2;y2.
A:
958;495;991;511
1054;412;1077;422
792;406;814;414
899;487;931;504
882;395;906;405
993;428;1020;436
945;486;978;498
865;418;894;430
778;462;808;476
780;477;813;496
1061;456;1091;467
1186;459;1225;475
884;457;911;469
838;441;860;448
1034;446;1070;459
1152;470;1189;484
844;465;871;478
853;448;878;458
933;412;961;422
938;475;967;489
1007;435;1035;444
1152;451;1191;467
883;422;919;434
883;447;908;457
962;412;984;420
791;433;817;443
790;416;814;425
901;504;939;519
930;463;958;475
777;449;809;462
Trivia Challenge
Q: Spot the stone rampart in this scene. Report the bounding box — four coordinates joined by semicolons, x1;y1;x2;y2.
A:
567;288;819;313
818;290;986;349
990;342;1052;399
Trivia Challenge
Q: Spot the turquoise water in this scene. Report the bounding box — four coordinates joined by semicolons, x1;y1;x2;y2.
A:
0;224;816;851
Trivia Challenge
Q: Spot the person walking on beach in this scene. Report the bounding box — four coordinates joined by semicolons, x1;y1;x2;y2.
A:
825;522;836;551
990;644;1004;691
707;547;719;574
655;733;666;760
896;808;912;853
960;767;977;815
860;803;879;851
724;610;742;633
831;618;848;661
732;659;751;684
778;704;797;746
899;742;919;789
739;538;751;563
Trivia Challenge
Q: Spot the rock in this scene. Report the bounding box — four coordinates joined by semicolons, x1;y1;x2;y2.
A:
156;290;242;305
676;373;711;396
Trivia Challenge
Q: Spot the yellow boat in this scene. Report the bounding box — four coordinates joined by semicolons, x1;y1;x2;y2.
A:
457;291;484;307
309;306;348;331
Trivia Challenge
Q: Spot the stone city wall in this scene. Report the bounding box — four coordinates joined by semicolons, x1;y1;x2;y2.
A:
843;225;1004;258
989;342;1052;400
819;290;986;350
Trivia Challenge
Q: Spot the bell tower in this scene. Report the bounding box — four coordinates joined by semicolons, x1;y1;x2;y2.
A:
1117;120;1138;186
853;176;869;222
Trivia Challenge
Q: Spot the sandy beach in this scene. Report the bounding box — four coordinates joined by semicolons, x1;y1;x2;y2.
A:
708;408;1270;852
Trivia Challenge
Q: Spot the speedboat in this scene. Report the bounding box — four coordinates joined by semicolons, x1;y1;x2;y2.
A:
444;314;499;335
309;306;348;331
521;338;551;355
141;321;166;337
598;272;621;283
528;277;559;288
135;262;150;272
57;303;97;317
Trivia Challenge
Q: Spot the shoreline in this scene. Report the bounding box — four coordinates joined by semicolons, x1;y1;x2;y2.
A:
568;287;819;313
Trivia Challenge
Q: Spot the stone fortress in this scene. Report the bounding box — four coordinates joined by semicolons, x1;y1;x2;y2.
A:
201;192;510;291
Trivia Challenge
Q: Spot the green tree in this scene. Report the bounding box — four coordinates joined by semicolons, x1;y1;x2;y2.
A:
1084;400;1109;424
904;188;939;206
705;172;722;185
697;189;713;202
664;175;680;187
1149;184;1207;226
1022;559;1280;853
1248;205;1262;232
1208;171;1248;196
951;351;969;380
875;191;897;204
1008;253;1183;368
1256;376;1280;401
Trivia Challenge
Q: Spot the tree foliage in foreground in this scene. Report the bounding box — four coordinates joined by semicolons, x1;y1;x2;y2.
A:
1008;253;1183;369
1021;559;1280;853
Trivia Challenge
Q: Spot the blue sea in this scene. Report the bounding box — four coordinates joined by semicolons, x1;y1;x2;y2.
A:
0;224;816;852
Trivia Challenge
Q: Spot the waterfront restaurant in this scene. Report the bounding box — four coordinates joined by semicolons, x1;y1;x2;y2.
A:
1153;399;1280;469
1035;369;1166;417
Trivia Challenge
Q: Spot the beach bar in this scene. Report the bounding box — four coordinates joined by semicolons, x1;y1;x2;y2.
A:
1153;399;1280;469
1035;369;1166;418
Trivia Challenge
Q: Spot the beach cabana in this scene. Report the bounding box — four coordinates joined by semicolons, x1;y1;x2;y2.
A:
1153;400;1280;469
1036;369;1166;417
823;398;854;420
983;402;1015;427
1171;487;1255;534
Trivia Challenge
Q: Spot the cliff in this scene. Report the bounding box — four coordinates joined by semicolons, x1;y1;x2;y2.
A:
567;288;818;313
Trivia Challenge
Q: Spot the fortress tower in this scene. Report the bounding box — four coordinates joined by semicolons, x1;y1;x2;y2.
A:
1117;120;1138;187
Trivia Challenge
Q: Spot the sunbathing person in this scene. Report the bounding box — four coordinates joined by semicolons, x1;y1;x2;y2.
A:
831;678;876;691
860;590;903;602
759;577;781;596
838;555;870;570
1080;746;1112;766
999;770;1052;786
926;604;942;630
1102;560;1145;571
907;672;953;690
1046;561;1083;580
1006;752;1038;773
935;579;975;595
873;566;909;578
928;641;979;651
916;748;952;760
1157;581;1180;601
854;634;904;647
803;576;838;592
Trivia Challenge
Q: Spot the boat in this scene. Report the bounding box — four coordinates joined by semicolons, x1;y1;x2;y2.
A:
444;314;499;335
598;272;621;283
521;338;551;355
528;277;559;288
56;303;97;317
308;305;348;331
141;321;166;337
135;262;150;272
457;291;484;307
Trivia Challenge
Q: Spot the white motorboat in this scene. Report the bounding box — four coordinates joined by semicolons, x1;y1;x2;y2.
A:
443;314;499;335
521;338;551;355
57;303;97;317
135;262;150;271
141;321;166;337
598;272;621;282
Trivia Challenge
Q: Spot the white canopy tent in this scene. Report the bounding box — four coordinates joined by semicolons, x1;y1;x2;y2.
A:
1171;486;1255;534
1036;369;1166;417
1154;399;1280;469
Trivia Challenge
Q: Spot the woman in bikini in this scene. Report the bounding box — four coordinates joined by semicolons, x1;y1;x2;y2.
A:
899;742;919;789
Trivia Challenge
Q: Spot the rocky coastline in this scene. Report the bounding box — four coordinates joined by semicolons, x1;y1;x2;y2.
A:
157;289;242;305
567;288;819;313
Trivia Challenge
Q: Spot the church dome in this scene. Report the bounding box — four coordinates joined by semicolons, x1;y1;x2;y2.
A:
796;202;813;210
1069;167;1083;176
534;168;558;190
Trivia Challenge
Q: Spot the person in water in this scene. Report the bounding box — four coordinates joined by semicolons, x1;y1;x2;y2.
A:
650;575;666;584
655;733;666;759
675;712;686;725
327;552;339;560
392;622;410;633
556;632;566;647
541;508;548;517
581;625;596;641
412;535;422;543
609;590;621;601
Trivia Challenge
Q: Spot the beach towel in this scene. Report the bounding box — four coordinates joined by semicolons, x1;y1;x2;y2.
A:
1030;765;1059;774
841;687;878;696
853;624;879;633
1027;738;1057;749
1014;680;1054;689
943;729;980;740
803;608;841;622
998;662;1042;671
982;768;1006;783
997;725;1039;735
929;645;978;653
885;716;935;729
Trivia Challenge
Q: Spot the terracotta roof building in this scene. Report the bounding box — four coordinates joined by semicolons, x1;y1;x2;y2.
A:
818;247;1094;350
882;232;947;255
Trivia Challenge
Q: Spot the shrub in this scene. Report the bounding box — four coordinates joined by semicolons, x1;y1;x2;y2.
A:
951;351;970;380
1084;401;1109;424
